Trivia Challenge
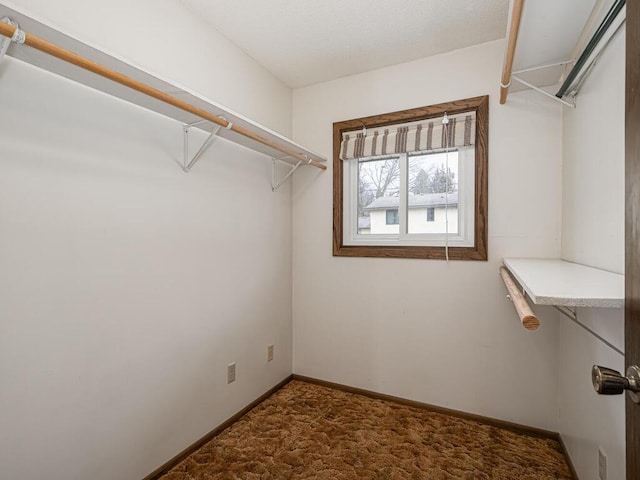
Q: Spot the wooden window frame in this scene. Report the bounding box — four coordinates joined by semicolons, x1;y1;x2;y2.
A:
333;95;489;260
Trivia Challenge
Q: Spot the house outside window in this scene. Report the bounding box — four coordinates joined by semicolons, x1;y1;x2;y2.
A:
333;96;488;260
368;193;457;234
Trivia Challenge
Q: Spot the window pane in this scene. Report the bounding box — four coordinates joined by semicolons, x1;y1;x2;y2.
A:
427;207;435;222
358;158;400;235
407;152;458;234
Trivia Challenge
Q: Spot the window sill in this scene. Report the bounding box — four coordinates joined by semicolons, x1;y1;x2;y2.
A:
333;244;487;260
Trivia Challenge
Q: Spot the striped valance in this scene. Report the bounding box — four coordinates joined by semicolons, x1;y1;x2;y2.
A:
340;111;476;160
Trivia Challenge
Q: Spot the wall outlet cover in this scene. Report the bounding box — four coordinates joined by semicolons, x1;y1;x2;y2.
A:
267;344;274;362
227;362;236;384
598;447;607;480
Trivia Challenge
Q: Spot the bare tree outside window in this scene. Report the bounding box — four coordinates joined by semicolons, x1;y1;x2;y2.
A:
357;158;400;215
408;152;458;195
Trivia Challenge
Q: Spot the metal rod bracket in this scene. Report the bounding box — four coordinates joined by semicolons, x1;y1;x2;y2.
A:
272;159;302;192
554;305;578;322
0;17;25;63
512;60;575;76
511;75;576;108
182;123;222;172
553;306;624;357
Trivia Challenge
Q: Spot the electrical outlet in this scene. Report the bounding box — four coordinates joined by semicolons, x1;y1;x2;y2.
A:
267;345;274;362
227;362;236;384
599;447;607;480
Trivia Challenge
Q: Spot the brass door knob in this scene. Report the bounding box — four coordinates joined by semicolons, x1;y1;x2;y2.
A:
592;365;640;404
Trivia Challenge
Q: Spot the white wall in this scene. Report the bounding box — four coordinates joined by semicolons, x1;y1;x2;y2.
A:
559;26;626;480
292;40;564;431
0;1;294;479
3;0;292;133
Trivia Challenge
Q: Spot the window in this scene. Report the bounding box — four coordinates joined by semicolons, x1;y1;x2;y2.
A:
386;209;400;225
333;96;488;260
427;207;435;222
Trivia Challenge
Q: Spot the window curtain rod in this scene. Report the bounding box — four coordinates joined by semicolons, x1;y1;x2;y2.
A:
556;0;626;99
0;21;327;171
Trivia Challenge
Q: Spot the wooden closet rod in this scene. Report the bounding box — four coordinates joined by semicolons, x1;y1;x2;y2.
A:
0;22;326;171
499;267;540;330
500;0;524;104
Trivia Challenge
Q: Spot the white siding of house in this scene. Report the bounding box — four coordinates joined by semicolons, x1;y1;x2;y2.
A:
368;207;458;234
408;206;458;234
369;209;400;234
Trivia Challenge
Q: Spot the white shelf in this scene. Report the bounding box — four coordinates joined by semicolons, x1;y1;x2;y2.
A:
503;258;624;308
0;3;326;167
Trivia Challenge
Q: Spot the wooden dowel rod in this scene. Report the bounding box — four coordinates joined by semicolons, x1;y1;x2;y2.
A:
499;266;540;330
0;22;326;171
500;0;525;105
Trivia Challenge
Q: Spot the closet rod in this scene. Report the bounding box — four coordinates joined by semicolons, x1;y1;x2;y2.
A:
555;0;625;99
499;267;540;330
499;0;524;105
0;22;327;171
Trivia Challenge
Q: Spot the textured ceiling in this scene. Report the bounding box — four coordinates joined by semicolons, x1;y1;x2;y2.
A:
179;0;510;88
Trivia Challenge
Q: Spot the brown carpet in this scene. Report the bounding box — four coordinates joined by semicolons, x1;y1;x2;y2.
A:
159;380;573;480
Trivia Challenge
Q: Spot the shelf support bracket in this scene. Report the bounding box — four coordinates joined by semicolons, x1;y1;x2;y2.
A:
512;60;575;76
271;159;302;192
511;74;576;108
554;305;578;322
0;17;25;64
182;123;222;172
553;306;624;356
